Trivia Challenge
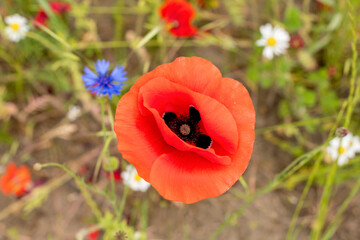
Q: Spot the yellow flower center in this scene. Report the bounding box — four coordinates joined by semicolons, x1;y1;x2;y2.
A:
10;23;20;31
338;146;346;155
267;37;277;46
134;174;142;182
350;141;353;146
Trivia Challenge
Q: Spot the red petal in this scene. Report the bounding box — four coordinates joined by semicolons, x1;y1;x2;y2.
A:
160;0;197;37
114;89;173;181
33;10;48;27
150;151;236;204
50;2;71;13
133;57;222;96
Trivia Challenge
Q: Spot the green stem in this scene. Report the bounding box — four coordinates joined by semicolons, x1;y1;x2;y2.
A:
322;177;360;240
310;158;338;239
344;0;358;128
117;185;129;221
39;163;102;220
93;97;109;182
286;101;347;239
211;145;322;239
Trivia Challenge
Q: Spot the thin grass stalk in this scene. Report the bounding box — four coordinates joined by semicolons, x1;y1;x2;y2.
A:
286;101;348;239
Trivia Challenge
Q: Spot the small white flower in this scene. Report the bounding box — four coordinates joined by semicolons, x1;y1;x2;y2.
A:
256;23;290;60
349;134;360;154
121;165;150;192
67;105;81;121
326;134;356;166
4;14;29;42
134;231;141;240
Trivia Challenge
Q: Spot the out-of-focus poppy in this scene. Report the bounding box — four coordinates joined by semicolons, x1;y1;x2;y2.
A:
34;1;71;27
106;168;123;182
290;34;304;49
315;0;333;11
0;163;32;197
87;229;99;240
114;57;255;204
328;65;337;78
159;0;197;37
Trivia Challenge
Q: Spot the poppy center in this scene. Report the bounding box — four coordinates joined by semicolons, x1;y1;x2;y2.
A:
180;124;191;136
267;37;277;46
162;106;212;149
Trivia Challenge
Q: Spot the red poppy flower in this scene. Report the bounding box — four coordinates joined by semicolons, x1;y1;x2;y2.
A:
114;57;255;204
34;1;71;27
290;34;304;49
0;163;32;197
159;0;197;37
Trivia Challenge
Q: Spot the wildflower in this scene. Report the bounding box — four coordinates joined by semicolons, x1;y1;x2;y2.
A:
326;133;358;166
87;230;99;240
327;65;337;78
106;168;122;182
4;14;29;42
290;34;304;49
335;127;349;138
349;133;360;154
159;0;197;37
34;1;71;27
256;23;290;60
67;105;81;121
114;57;255;203
0;163;32;197
121;165;151;192
82;59;127;99
113;230;128;240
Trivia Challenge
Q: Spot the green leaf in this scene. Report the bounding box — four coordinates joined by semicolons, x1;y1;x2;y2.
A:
284;6;303;32
320;91;340;114
296;86;316;108
279;100;291;118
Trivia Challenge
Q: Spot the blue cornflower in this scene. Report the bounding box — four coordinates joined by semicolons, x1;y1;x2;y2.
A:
82;59;127;99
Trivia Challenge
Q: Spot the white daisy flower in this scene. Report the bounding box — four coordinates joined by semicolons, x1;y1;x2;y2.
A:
326;134;356;166
134;231;141;240
66;105;81;121
4;14;29;42
256;23;290;60
349;134;360;154
121;165;150;192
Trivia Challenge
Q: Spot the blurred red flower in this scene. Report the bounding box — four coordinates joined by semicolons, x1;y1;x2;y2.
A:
87;230;99;240
106;168;123;182
0;163;32;197
290;34;304;49
328;65;337;78
34;1;71;27
315;0;333;11
114;57;255;203
159;0;197;37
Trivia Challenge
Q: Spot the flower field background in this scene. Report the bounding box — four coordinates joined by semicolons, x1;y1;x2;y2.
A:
1;0;360;239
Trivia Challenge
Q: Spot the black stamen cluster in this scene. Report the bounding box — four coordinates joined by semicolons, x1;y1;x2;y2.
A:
162;106;212;149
